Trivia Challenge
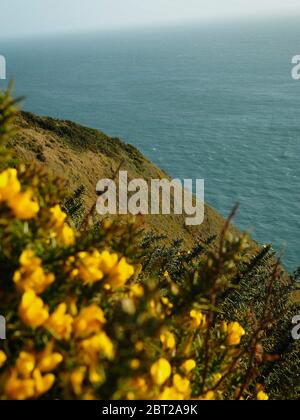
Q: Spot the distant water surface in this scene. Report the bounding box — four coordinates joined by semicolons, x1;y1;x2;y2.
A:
1;18;300;271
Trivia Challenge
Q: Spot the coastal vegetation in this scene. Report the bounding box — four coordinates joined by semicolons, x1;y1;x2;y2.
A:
0;87;299;400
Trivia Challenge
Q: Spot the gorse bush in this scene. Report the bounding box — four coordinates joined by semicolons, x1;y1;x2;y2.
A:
0;87;298;400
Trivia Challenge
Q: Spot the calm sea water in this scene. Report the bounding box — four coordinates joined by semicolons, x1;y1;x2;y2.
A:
1;18;300;271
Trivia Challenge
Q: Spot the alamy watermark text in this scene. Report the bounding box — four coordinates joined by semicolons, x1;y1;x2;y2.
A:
96;171;204;226
292;55;300;80
0;316;6;340
292;315;300;340
0;55;6;80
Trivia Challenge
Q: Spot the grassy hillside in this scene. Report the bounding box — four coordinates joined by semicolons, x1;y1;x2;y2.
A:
11;111;256;251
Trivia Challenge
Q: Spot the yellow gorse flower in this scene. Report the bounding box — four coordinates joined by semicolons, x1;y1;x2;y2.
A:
19;290;49;329
181;359;196;374
99;250;120;273
49;205;75;246
173;374;190;395
13;249;55;294
129;359;141;370
89;366;105;385
0;168;21;202
8;189;40;220
32;368;55;398
5;371;35;400
4;348;62;400
160;330;176;350
129;284;144;298
150;358;172;386
82;391;96;400
0;169;39;219
46;303;73;341
74;250;134;289
257;391;269;401
75;251;107;285
200;391;216;400
190;309;207;329
80;332;115;365
0;350;7;368
38;353;63;373
60;223;75;246
16;352;36;377
161;296;173;309
73;304;106;338
70;366;87;396
106;256;135;290
212;372;223;385
50;204;67;228
158;386;185;400
227;322;246;346
36;341;63;371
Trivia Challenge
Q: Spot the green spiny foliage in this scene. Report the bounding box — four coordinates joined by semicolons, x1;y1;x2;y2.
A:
0;82;21;165
221;246;300;400
141;232;300;400
63;185;86;228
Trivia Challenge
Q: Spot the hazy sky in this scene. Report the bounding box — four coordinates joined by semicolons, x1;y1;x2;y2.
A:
1;0;300;38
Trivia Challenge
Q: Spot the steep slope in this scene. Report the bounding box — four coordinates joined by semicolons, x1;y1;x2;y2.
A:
11;111;255;249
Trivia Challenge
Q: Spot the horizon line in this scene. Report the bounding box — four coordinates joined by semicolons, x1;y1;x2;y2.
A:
1;12;300;42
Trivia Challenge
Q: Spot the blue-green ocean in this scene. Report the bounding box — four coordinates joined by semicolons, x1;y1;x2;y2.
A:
1;18;300;271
